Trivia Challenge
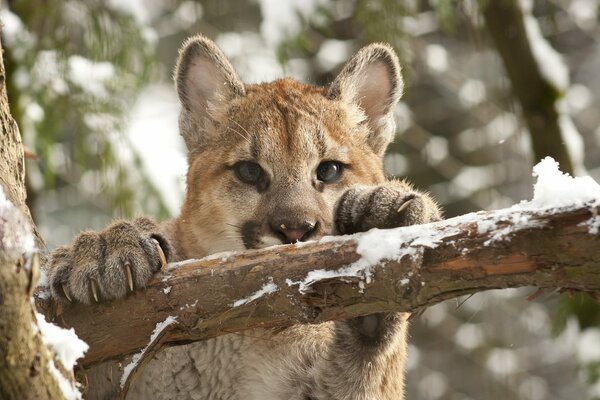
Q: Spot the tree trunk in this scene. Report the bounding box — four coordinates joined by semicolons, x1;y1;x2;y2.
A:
37;202;600;374
0;36;64;400
482;0;574;174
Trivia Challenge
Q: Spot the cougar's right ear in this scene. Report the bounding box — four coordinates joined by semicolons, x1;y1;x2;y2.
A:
175;35;245;150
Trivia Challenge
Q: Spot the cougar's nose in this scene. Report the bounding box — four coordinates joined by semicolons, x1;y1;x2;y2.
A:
271;220;317;244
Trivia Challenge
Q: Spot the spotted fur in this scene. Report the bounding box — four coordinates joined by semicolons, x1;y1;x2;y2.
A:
45;35;441;399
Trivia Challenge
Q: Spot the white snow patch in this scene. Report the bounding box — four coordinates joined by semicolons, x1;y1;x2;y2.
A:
557;112;587;176
106;0;152;24
583;216;600;234
32;51;68;95
47;359;82;400
126;84;186;215
162;286;172;294
68;55;115;98
425;44;448;73
258;0;327;47
35;313;88;400
0;186;36;260
36;313;88;369
232;278;278;307
529;157;600;208
522;6;568;91
120;316;178;388
315;39;354;72
577;328;600;363
568;0;598;30
287;224;453;294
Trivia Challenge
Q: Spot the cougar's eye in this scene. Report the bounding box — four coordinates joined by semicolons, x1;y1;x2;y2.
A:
317;161;344;183
234;161;265;186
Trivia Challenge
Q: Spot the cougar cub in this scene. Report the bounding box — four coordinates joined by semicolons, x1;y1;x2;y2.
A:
46;35;441;399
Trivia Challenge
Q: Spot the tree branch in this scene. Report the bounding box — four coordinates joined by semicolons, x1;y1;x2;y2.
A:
37;202;600;370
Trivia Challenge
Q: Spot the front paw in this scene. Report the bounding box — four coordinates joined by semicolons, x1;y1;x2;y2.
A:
46;217;172;304
335;182;441;235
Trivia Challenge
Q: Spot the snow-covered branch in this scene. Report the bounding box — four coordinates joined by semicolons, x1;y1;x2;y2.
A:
37;174;600;371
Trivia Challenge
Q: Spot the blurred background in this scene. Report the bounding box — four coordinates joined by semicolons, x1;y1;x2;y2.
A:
2;0;600;398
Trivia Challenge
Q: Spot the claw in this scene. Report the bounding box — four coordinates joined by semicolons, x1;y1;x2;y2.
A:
90;279;99;302
62;284;73;302
125;263;134;292
397;198;414;214
155;242;167;272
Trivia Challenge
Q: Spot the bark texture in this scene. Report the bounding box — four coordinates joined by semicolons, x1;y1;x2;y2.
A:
482;0;574;174
37;202;600;370
0;37;64;400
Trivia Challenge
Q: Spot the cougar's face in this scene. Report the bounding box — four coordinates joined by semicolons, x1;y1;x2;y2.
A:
183;80;386;253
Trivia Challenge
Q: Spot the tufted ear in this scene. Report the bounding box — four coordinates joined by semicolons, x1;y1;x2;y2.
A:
175;35;245;151
327;43;403;157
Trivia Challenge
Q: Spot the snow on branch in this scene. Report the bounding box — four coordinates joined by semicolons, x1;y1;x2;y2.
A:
36;159;600;371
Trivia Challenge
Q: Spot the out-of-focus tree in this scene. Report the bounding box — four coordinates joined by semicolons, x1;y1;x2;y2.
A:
1;0;168;239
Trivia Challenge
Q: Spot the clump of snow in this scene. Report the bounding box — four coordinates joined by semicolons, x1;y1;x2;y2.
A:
120;316;178;388
163;286;172;295
0;186;36;263
35;313;88;400
232;278;278;307
529;157;600;208
36;313;88;369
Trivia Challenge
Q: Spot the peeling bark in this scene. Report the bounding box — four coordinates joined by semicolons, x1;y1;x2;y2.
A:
37;203;600;370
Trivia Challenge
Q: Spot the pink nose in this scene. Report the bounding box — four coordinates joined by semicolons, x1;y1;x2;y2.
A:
273;221;317;244
281;228;309;243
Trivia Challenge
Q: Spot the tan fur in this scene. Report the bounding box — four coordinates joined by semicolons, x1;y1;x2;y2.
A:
45;35;441;399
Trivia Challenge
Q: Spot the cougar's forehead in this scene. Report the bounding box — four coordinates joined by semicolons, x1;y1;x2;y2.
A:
222;79;363;168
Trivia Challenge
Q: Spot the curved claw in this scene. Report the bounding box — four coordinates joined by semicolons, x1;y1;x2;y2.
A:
125;263;134;292
62;284;73;302
90;279;99;302
155;242;168;272
397;198;414;214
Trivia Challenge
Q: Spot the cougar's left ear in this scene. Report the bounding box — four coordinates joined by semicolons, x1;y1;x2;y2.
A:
175;35;245;151
327;43;403;157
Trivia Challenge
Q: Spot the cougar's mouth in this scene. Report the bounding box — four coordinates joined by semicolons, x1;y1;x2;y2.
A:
240;220;324;249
